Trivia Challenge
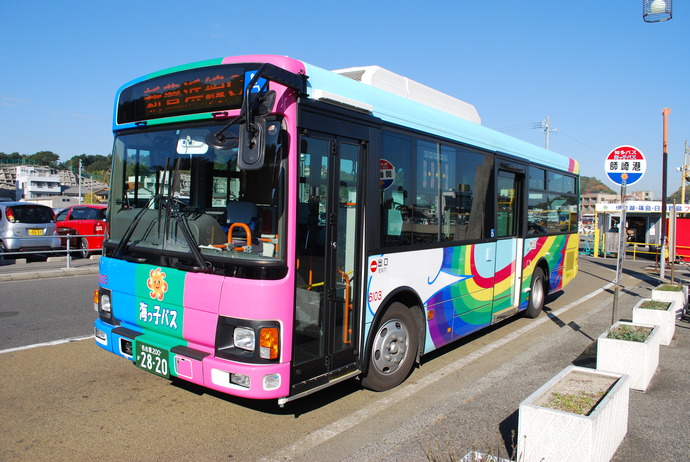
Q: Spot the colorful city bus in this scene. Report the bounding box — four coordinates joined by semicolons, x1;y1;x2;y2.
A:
94;55;579;405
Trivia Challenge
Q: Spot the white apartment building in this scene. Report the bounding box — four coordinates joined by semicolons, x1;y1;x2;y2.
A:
15;165;61;200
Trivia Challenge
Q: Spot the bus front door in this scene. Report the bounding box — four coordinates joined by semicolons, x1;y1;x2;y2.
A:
292;132;363;397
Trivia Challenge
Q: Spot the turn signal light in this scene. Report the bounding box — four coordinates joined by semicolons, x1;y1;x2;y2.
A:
259;327;279;360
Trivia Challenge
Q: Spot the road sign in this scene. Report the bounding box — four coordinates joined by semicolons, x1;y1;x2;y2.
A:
605;145;646;186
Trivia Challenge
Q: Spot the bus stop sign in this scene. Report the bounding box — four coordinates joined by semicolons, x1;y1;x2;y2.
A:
604;145;646;186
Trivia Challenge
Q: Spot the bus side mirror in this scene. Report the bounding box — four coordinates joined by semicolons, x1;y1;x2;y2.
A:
238;116;266;170
250;90;277;117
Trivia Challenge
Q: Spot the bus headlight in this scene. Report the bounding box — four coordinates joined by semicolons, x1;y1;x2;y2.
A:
97;288;113;322
234;327;255;351
100;293;111;313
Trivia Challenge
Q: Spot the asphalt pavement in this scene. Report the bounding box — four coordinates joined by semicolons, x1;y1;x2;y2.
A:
338;256;690;462
2;253;689;461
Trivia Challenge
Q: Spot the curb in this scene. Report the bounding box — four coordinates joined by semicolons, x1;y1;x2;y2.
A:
0;265;100;282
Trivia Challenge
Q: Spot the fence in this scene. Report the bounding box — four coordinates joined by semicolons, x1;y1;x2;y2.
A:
0;233;102;268
580;232;690;267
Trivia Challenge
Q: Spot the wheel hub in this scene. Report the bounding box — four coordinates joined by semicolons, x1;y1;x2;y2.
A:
372;319;409;374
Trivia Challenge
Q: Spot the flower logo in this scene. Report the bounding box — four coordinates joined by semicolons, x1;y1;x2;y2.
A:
147;267;168;301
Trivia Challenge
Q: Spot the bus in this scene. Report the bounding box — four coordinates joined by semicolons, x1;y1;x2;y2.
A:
94;55;579;405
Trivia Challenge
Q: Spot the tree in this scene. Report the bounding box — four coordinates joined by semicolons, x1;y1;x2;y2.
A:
0;152;24;163
29;151;60;167
581;176;616;195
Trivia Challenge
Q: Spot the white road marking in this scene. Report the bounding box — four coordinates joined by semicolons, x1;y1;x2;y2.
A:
0;335;94;355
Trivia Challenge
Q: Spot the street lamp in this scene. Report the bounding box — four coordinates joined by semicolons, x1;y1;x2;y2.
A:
643;0;672;22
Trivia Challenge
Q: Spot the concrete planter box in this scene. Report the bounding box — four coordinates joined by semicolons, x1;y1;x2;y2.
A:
651;284;687;316
632;298;676;346
517;365;629;462
597;321;660;391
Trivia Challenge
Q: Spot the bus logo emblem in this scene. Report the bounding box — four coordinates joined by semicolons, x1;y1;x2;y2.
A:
147;267;168;301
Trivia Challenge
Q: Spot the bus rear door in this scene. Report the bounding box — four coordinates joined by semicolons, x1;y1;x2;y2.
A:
492;161;526;321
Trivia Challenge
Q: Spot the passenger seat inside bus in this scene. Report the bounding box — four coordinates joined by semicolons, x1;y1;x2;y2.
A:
223;200;259;249
226;201;258;232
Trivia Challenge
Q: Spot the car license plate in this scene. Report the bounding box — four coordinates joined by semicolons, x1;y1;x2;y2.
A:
29;229;43;236
135;341;170;378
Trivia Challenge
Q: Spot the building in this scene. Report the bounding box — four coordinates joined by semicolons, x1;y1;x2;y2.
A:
630;190;654;201
580;193;622;217
15;165;61;200
0;164;109;207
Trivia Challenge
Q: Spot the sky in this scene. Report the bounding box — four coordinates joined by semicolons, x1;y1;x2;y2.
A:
1;1;688;198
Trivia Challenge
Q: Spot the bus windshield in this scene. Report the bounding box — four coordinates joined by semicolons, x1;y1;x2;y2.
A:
108;119;286;267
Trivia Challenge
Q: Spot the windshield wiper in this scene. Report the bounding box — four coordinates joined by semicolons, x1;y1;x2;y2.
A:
113;158;211;273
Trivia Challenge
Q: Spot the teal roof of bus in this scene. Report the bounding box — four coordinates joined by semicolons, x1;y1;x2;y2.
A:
302;62;578;175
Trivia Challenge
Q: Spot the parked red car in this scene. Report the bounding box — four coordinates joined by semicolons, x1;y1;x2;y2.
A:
56;205;107;258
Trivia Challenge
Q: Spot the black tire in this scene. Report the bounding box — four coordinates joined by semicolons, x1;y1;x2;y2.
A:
525;267;546;318
362;302;419;391
79;237;91;259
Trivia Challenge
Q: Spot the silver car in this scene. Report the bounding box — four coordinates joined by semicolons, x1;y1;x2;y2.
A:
0;201;61;255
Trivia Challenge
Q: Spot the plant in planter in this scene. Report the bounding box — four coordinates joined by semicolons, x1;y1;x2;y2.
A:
651;282;688;315
632;298;675;346
597;321;659;392
517;365;629;462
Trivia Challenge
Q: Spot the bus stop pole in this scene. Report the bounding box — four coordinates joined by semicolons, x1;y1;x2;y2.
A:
612;180;627;324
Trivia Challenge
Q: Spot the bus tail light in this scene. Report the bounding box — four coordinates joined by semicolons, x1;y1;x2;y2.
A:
259;327;279;360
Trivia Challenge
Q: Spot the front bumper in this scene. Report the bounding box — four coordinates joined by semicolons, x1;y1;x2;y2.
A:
94;319;291;399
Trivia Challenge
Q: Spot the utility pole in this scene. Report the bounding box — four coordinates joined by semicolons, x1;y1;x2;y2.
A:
533;116;558;150
680;140;690;205
78;159;82;204
660;108;671;280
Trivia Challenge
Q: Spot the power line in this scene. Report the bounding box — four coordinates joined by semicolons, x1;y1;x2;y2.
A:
495;122;535;133
557;131;607;156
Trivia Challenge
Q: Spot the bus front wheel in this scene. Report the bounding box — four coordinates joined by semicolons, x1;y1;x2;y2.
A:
525;267;546;318
362;302;419;392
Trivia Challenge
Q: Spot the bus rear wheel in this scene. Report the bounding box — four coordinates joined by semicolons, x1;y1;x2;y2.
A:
525;267;546;318
362;302;419;392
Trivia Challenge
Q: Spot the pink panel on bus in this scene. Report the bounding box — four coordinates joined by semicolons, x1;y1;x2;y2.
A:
182;272;223;352
182;308;217;353
220;55;305;74
218;278;293;321
183;272;223;313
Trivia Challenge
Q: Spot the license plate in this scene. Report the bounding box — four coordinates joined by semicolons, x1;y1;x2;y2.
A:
135;341;170;378
29;229;43;236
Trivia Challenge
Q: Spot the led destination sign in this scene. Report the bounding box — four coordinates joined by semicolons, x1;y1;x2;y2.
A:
117;65;257;124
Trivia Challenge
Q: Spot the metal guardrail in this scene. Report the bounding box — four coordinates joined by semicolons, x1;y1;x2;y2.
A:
0;233;102;268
